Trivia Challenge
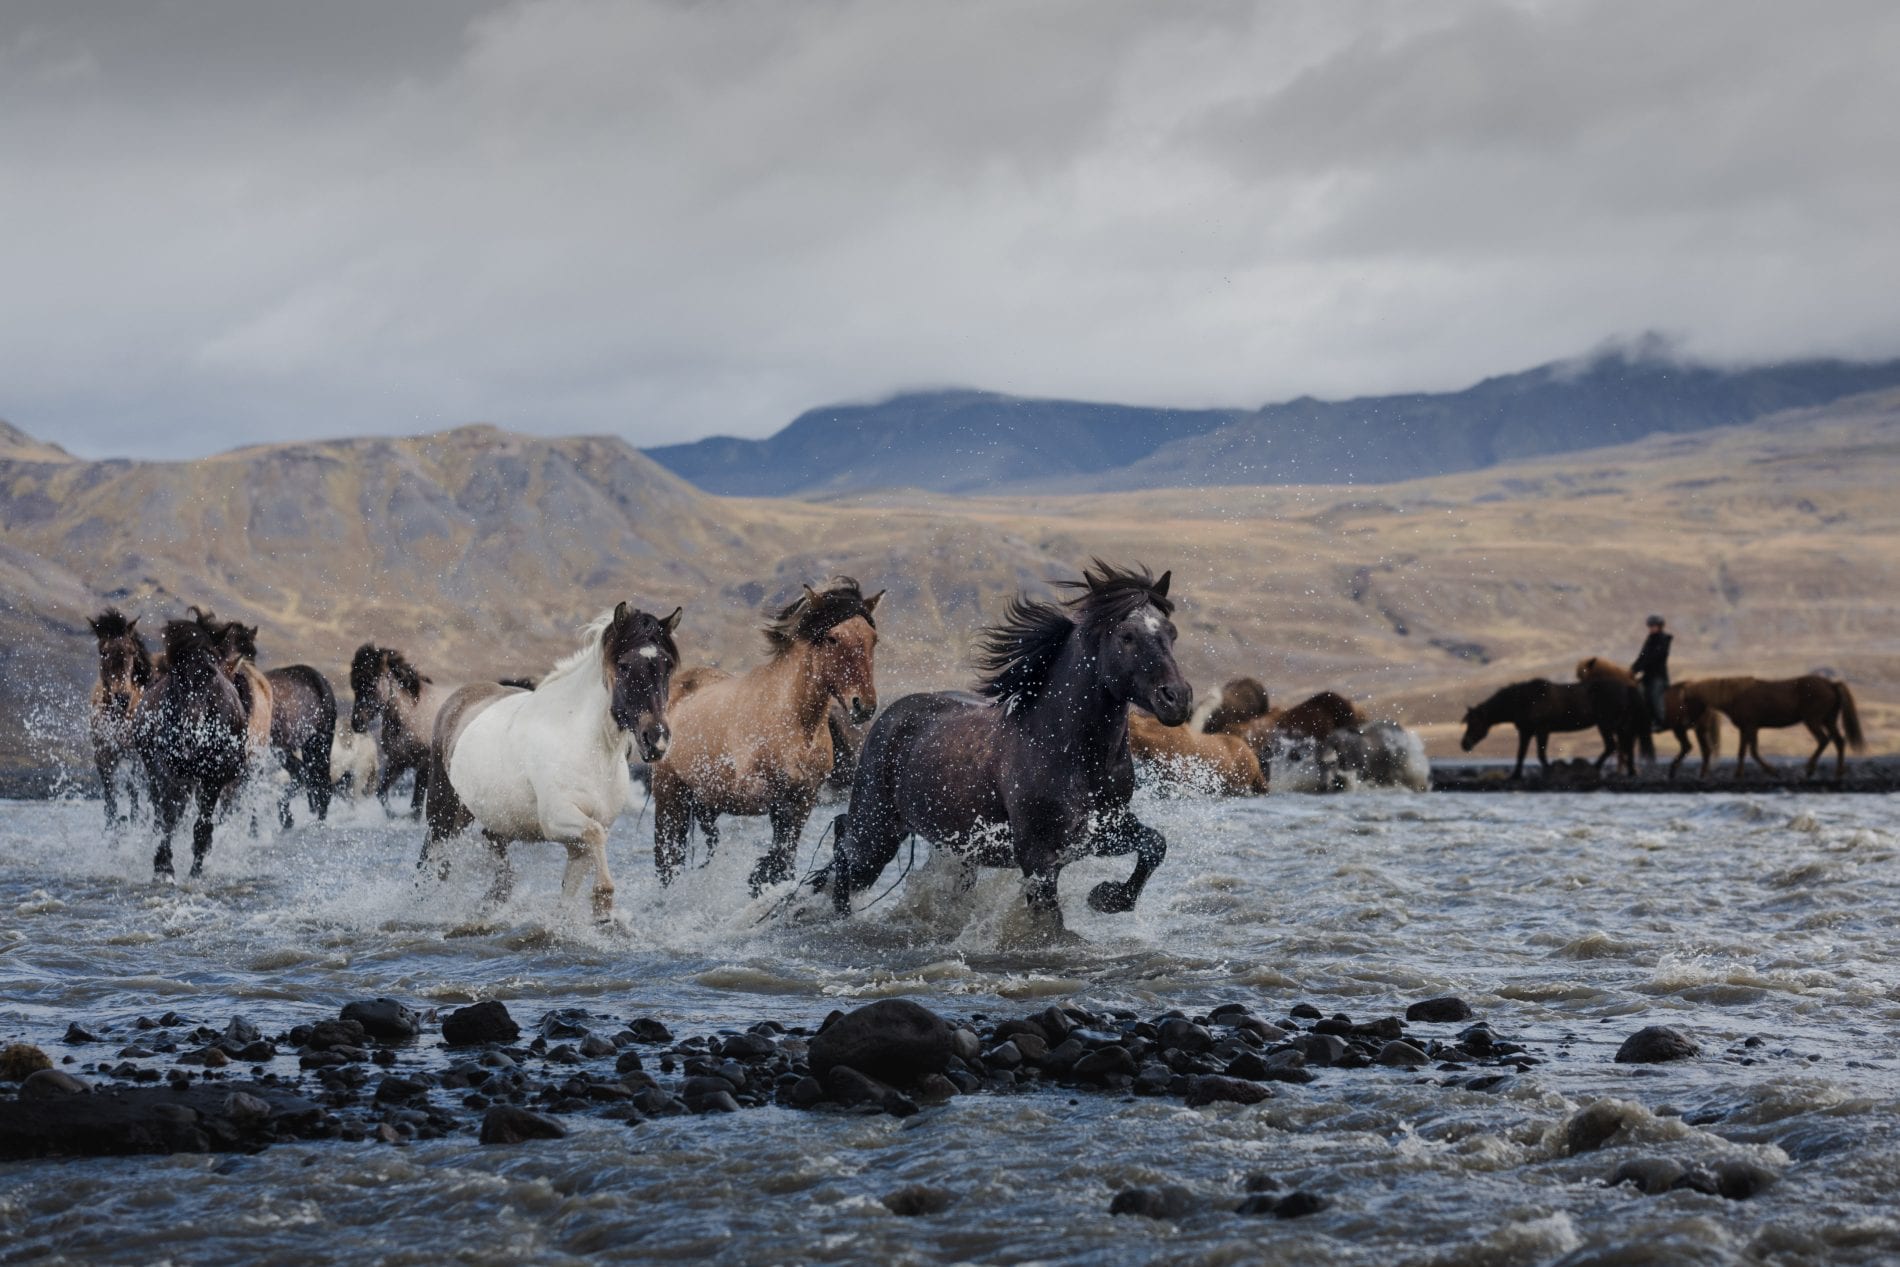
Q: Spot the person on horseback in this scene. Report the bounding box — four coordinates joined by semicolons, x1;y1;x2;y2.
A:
1631;615;1671;729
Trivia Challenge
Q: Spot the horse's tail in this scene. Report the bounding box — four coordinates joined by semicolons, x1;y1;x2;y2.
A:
1838;680;1866;752
1701;707;1721;759
1636;701;1656;761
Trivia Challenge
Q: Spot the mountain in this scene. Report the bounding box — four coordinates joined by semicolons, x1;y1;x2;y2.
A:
644;346;1900;496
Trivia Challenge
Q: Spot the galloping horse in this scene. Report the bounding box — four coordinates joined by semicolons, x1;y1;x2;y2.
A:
653;578;881;895
1128;707;1267;795
86;608;152;826
1578;656;1719;779
823;561;1191;932
191;609;273;767
204;615;337;827
350;645;459;816
422;602;680;921
1460;678;1654;778
1199;677;1271;734
1683;676;1864;781
133;619;249;879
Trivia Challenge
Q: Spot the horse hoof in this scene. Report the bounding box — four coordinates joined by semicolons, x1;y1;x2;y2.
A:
1086;880;1136;914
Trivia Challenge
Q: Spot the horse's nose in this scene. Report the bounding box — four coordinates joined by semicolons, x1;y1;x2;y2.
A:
643;720;670;760
849;696;874;725
1151;684;1191;723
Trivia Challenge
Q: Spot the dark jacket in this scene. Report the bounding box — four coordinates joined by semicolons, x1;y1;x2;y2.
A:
1631;631;1672;679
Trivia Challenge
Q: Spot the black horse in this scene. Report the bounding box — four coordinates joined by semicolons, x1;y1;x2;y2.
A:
207;616;338;828
1460;678;1655;778
822;561;1192;932
133;619;249;879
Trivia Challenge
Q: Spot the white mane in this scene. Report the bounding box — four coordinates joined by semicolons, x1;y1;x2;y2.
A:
536;609;615;688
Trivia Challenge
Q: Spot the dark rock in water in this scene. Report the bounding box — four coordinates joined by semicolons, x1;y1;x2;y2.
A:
1032;1006;1077;1041
783;1076;826;1109
1183;1075;1272;1107
718;1032;776;1061
1292;1033;1349;1067
689;1089;741;1114
1007;1032;1049;1064
1565;1102;1635;1154
1457;1024;1497;1055
984;1041;1024;1071
0;1081;322;1158
1616;1026;1699;1064
1376;1040;1430;1068
949;1027;982;1064
1241;1172;1283;1194
914;1073;959;1103
1233;1194;1282;1216
442;1001;521;1047
1667;1158;1778;1200
1109;1185;1199;1218
578;1033;616;1059
626;1018;673;1044
614;1050;645;1075
478;1105;566;1145
177;1045;229;1068
1041;1038;1088;1072
991;1018;1049;1047
824;1066;919;1118
20;1069;91;1098
882;1184;955;1216
297;1019;368;1052
1133;1064;1172;1096
632;1087;689;1117
223;1016;261;1046
1289;1003;1323;1020
1610;1157;1687;1194
1270;1191;1330;1219
1;1044;53;1081
538;1008;593;1040
62;1023;101;1045
1158;1019;1213;1053
1072;1046;1137;1080
808;999;952;1087
1350;1017;1404;1042
229;1040;276;1063
341;999;421;1042
1406;997;1474;1023
373;1076;427;1103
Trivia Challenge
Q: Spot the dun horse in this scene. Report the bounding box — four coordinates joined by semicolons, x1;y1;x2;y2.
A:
86;608;153;826
350;645;458;816
1578;656;1719;780
1128;707;1267;795
1683;675;1864;781
1460;678;1654;778
422;602;680;921
653;578;882;895
133;619;249;879
822;561;1190;932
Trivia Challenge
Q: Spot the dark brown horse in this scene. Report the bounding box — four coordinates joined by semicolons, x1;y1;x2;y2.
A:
133;619;248;879
1200;677;1271;734
1460;679;1654;778
350;645;458;816
822;561;1190;932
86;608;153;826
1578;656;1719;779
203;615;337;827
1684;676;1865;781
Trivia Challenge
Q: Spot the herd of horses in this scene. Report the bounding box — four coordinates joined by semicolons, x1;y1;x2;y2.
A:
80;560;1873;926
1461;657;1866;782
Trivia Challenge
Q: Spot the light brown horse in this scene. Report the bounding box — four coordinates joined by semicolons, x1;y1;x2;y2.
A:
86;608;153;826
1684;675;1865;781
1128;707;1267;795
653;578;883;895
1578;656;1719;779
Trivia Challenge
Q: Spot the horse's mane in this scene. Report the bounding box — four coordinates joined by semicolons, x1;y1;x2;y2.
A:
763;577;877;656
975;560;1173;707
349;644;384;695
159;618;225;680
1471;679;1549;717
540;607;681;688
89;607;139;641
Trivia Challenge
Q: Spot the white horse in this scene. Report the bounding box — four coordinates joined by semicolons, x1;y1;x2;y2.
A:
420;602;681;920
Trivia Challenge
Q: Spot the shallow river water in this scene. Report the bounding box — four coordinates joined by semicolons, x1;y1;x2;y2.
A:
2;785;1898;1266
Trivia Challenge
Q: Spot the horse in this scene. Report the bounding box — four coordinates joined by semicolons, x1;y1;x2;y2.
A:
86;609;153;826
132;619;249;880
1128;706;1267;795
1265;690;1364;745
652;578;882;895
1578;656;1718;779
1460;678;1654;778
821;560;1191;933
349;644;459;816
330;726;381;800
204;615;336;827
191;609;274;767
421;602;681;921
1199;677;1271;735
1682;675;1864;781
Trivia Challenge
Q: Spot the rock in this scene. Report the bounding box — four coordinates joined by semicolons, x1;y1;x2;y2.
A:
914;1074;959;1103
20;1069;90;1098
1109;1185;1198;1218
0;1082;322;1159
626;1018;672;1043
222;1092;271;1124
223;1016;261;1046
1233;1017;1289;1044
1157;1019;1212;1053
299;1019;368;1052
341;999;422;1042
1292;1033;1349;1066
615;1050;645;1076
1032;1006;1076;1041
1008;1032;1049;1064
631;1088;689;1117
824;1066;920;1118
478;1105;567;1145
1351;1017;1404;1042
882;1184;955;1216
949;1028;982;1064
1041;1038;1088;1072
1610;1157;1687;1194
1241;1172;1282;1193
1270;1191;1330;1219
177;1046;229;1068
1406;996;1474;1023
1072;1046;1137;1080
1183;1075;1272;1107
1289;1003;1322;1020
538;1009;593;1040
984;1041;1024;1071
578;1033;616;1059
62;1023;100;1045
229;1040;276;1063
1615;1026;1699;1064
1376;1041;1430;1068
374;1076;427;1103
1233;1194;1282;1216
991;1018;1049;1047
808;999;953;1087
442;1001;521;1047
718;1032;775;1061
783;1076;826;1108
1565;1101;1636;1154
689;1090;741;1114
0;1044;53;1081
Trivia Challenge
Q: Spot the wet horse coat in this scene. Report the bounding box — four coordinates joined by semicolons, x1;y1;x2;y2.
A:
350;645;459;815
86;609;152;826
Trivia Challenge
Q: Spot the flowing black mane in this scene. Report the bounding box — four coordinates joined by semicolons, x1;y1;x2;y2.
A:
160;618;226;682
975;560;1173;707
349;644;384;696
763;576;877;655
89;607;139;641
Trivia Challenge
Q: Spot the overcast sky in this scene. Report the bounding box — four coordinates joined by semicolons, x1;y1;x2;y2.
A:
4;0;1898;458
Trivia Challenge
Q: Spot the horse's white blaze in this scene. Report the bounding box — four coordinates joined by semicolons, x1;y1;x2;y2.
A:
1140;609;1161;634
638;645;660;659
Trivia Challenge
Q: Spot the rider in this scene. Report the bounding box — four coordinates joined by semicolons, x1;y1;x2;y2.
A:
1630;615;1671;729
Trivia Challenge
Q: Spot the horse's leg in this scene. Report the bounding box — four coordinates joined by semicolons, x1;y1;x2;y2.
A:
651;768;690;885
1751;732;1777;779
829;800;907;916
1668;726;1689;780
152;780;186;881
277;749;298;831
1593;725;1614;775
695;804;720;866
96;748;120;827
1535;732;1550;773
1804;721;1829;781
1512;730;1530;779
752;791;814;896
1084;810;1167;915
482;834;515;908
189;783;220;878
407;761;428;819
555;821;614;922
305;730;333;820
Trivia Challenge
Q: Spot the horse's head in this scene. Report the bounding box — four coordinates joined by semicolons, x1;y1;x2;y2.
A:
348;644;388;734
88;609;150;705
1460;707;1490;751
602;601;682;762
1084;565;1192;726
769;578;884;724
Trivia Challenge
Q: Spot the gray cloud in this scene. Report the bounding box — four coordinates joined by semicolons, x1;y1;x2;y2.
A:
2;0;1897;458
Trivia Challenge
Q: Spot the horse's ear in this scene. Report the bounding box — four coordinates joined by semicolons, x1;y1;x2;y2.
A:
1154;570;1171;598
863;590;884;613
613;600;631;627
125;617;138;634
86;616;102;637
802;583;819;605
660;606;682;634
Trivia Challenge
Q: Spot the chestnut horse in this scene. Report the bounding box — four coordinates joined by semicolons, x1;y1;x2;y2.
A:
133;619;248;879
823;561;1190;931
1460;678;1654;778
1684;676;1864;781
1578;656;1718;779
350;645;460;816
1128;707;1267;795
86;608;153;826
1198;677;1271;734
422;603;680;921
653;578;882;895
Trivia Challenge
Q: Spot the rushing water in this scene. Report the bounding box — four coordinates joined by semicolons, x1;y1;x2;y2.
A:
2;784;1899;1266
